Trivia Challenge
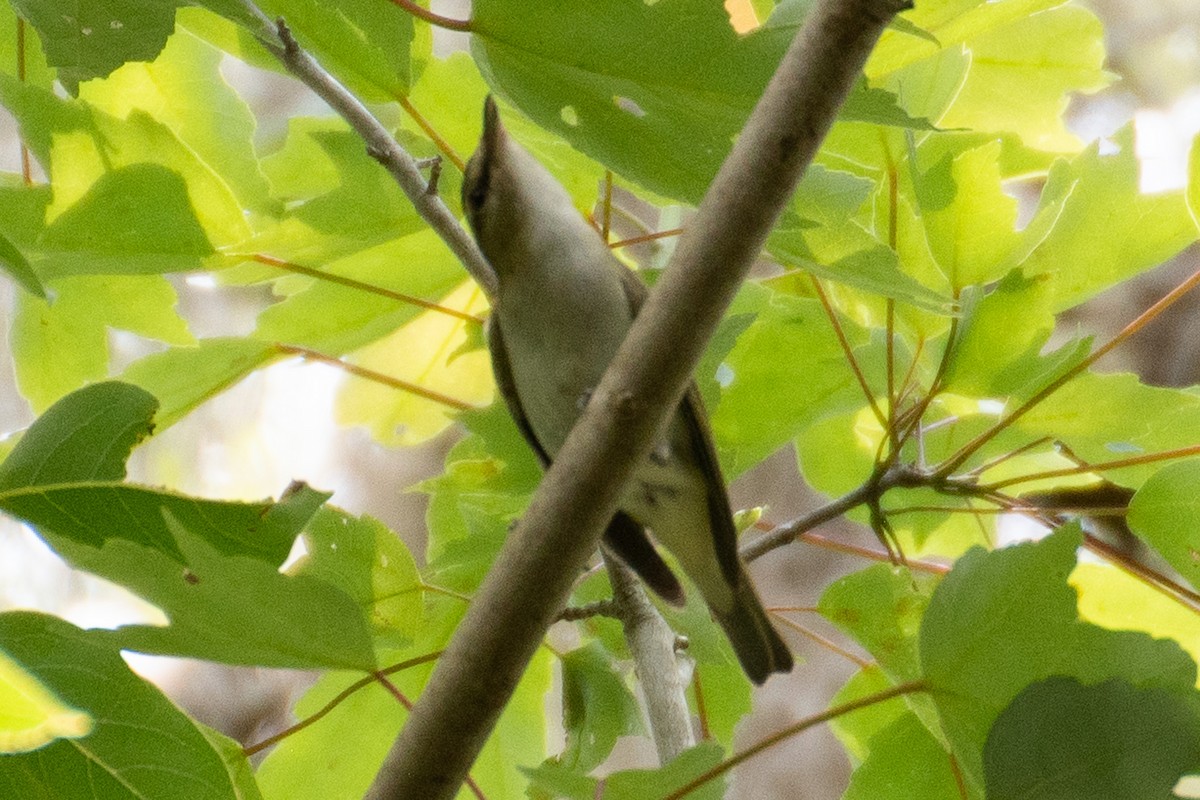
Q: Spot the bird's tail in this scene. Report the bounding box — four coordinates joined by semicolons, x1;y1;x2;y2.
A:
711;575;793;685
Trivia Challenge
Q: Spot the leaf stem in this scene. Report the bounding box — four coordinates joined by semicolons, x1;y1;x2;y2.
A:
16;18;32;186
397;96;466;171
1081;531;1200;610
773;612;872;668
243;650;442;756
937;266;1200;476
610;227;685;249
810;274;888;430
386;0;473;31
274;344;480;411
251;254;484;324
982;443;1200;491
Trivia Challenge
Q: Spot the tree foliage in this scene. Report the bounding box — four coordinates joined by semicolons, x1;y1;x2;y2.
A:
1;0;1199;797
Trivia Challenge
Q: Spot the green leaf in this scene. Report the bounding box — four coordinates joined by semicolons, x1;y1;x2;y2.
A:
2;480;327;565
827;667;909;763
10;0;182;94
942;270;1055;396
86;510;376;670
524;760;597;800
936;5;1111;152
250;230;465;357
120;338;277;430
558;642;642;772
603;741;726;800
471;0;922;202
0;4;54;89
917;139;1021;289
293;507;424;643
0;381;156;488
256;118;423;248
418;402;539;569
0;228;44;298
257;648;552;800
198;725;266;800
0;611;237;799
920;528;1200;793
253;0;423;100
0;385;357;667
984;677;1200;800
39;163;214;269
711;289;864;476
528;742;727;800
335;280;492;446
845;713;962;800
256;666;412;800
77;28;275;214
1019;125;1198;312
0;648;92;754
12;275;193;412
819;564;935;684
1072;563;1200;678
687;660;753;748
1128;460;1200;590
0;74;250;250
0;383;327;564
765;166;954;312
820;564;943;737
1009;372;1200;488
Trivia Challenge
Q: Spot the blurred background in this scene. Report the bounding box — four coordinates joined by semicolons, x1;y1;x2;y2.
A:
1;0;1198;796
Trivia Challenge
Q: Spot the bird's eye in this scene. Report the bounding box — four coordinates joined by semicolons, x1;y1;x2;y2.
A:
463;155;490;213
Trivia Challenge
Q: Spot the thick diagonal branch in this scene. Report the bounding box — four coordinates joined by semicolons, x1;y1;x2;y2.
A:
366;1;912;797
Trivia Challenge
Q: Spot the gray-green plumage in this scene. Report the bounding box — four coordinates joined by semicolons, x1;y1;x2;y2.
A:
462;97;792;684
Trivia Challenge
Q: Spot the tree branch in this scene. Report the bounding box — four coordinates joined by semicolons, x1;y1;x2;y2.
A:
366;1;912;797
604;554;694;763
248;14;497;298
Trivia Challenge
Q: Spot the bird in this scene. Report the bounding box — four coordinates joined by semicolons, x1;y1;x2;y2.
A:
460;97;792;684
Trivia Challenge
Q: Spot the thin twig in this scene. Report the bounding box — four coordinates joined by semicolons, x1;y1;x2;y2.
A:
16;18;32;185
741;481;879;562
1082;532;1200;611
601;171;614;242
895;310;959;451
254;14;496;297
605;554;694;763
961;436;1053;478
983;492;1200;611
887;503;1129;517
556;599;620;621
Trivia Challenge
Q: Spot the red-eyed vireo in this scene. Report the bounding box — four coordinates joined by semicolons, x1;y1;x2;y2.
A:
461;98;792;684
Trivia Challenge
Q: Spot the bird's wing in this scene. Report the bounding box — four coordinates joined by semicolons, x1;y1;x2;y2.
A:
612;264;742;587
487;312;551;467
487;305;685;604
